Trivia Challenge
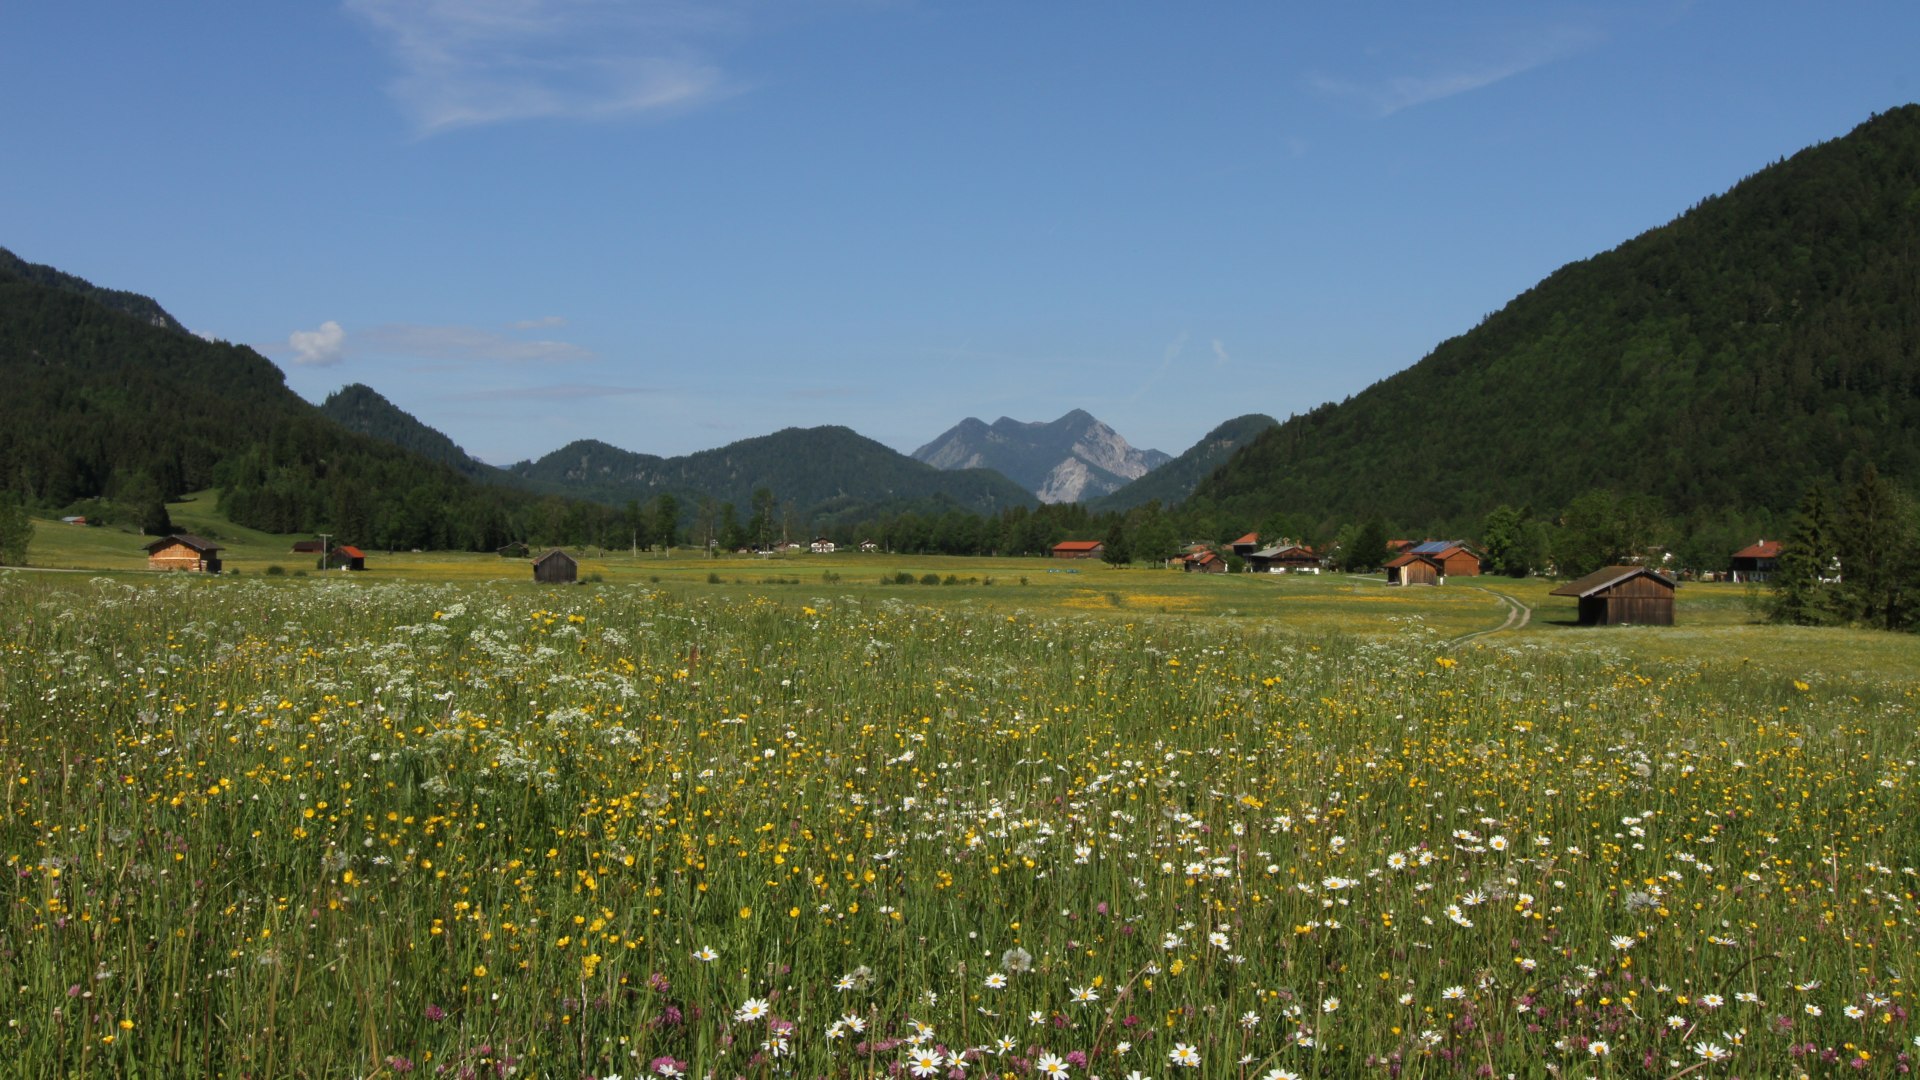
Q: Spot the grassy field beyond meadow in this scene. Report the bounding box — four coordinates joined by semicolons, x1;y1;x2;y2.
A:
1;560;1917;1079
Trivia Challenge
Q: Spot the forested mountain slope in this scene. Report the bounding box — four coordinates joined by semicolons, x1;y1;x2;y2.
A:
1193;106;1920;532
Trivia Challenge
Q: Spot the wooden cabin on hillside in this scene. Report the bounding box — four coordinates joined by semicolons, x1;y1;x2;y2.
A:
1549;566;1676;626
291;539;326;554
146;534;223;574
534;548;578;584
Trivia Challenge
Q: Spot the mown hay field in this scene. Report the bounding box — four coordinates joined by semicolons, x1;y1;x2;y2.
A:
1;571;1917;1078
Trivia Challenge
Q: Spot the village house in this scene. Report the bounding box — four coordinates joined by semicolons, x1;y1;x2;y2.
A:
1052;540;1105;559
809;537;836;554
1549;565;1676;625
145;533;223;574
859;539;879;552
1229;532;1261;558
1729;540;1781;583
533;548;577;584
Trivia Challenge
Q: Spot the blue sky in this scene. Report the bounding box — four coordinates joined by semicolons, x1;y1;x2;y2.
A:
4;2;1917;465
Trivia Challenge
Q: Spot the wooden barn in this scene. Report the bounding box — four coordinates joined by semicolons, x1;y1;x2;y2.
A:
533;548;578;584
145;534;223;574
1052;540;1105;559
1549;566;1676;626
323;545;366;571
497;541;531;558
291;539;326;554
1384;551;1443;586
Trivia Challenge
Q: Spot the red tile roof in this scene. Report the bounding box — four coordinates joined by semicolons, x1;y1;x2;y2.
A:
333;545;365;559
1231;532;1259;547
1731;540;1781;559
1053;540;1104;553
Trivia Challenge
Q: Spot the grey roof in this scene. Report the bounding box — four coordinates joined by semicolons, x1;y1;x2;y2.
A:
533;548;576;566
1409;540;1463;555
1548;565;1676;598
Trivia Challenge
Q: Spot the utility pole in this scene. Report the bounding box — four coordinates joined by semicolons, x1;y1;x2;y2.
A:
318;531;330;571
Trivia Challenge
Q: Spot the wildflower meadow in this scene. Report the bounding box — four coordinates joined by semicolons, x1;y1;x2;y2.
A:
1;573;1915;1078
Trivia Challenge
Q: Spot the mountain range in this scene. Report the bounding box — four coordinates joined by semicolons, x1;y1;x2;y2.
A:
9;105;1920;550
504;426;1037;525
912;410;1169;503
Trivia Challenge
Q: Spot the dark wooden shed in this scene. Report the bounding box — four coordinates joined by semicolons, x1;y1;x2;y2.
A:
533;548;578;584
323;544;367;571
1550;566;1676;626
497;541;531;558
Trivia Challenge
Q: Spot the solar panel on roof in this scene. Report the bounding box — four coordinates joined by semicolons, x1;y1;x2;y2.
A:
1410;540;1454;554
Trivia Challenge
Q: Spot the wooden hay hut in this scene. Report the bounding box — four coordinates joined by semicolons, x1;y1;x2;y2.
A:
497;541;531;558
533;548;578;584
291;539;326;554
1384;551;1442;586
145;533;223;574
323;544;366;571
1051;540;1105;560
1549;566;1676;626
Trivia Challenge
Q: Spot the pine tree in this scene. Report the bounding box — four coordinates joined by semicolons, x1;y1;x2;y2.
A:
1101;520;1131;565
1769;487;1838;625
0;493;32;566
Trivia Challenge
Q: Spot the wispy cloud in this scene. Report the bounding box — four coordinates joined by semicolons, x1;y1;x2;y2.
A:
1309;23;1604;116
509;315;567;330
289;320;347;366
359;322;594;364
1210;338;1230;366
345;0;745;134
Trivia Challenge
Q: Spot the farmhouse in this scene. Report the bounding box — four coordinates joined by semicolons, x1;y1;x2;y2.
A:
533;548;577;584
145;534;223;574
859;539;879;552
1384;551;1444;586
323;545;366;571
1052;540;1105;559
1247;543;1321;574
810;537;836;554
1549;565;1676;626
1229;532;1261;558
1729;539;1781;583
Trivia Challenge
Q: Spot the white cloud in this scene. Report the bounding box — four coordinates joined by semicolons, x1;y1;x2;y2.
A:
345;0;743;133
509;315;567;329
1211;338;1230;366
1310;23;1604;116
360;322;593;364
289;320;347;366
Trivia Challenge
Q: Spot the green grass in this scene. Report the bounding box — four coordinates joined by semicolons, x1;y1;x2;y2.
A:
0;572;1915;1077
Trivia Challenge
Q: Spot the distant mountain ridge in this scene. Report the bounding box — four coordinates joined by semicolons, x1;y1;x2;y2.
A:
0;246;185;333
1090;413;1278;512
913;409;1169;503
508;426;1037;525
320;383;498;480
1193;104;1920;532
